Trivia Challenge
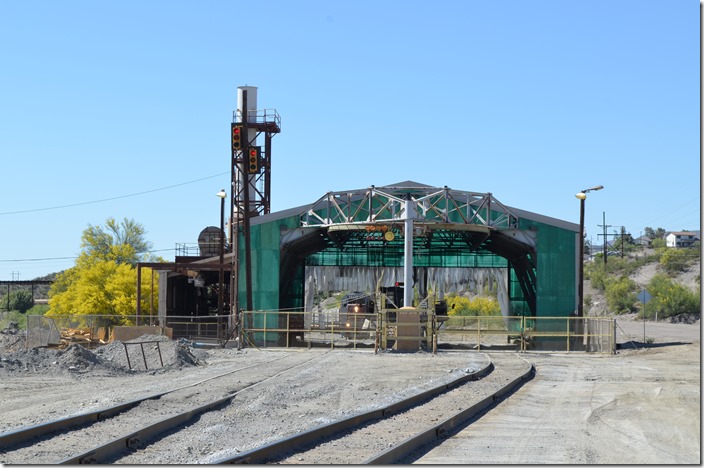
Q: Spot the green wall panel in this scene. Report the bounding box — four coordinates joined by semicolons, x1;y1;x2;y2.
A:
239;212;578;322
521;219;578;318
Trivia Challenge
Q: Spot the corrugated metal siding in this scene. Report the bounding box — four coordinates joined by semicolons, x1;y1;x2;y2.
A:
528;219;578;317
240;213;577;320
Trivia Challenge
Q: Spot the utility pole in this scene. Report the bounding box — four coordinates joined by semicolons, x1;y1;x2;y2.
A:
597;212;611;264
598;212;628;263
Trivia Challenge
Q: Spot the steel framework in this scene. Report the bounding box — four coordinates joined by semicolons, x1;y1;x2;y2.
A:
231;107;281;224
301;184;519;229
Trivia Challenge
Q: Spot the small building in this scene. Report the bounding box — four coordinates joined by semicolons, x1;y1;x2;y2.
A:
665;231;700;248
634;235;652;247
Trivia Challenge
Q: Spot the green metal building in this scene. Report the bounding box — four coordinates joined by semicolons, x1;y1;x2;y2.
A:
232;181;579;329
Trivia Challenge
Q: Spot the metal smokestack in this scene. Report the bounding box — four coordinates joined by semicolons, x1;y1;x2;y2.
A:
236;86;258;211
237;86;258;145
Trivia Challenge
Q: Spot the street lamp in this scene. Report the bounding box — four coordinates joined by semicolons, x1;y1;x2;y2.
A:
216;189;227;340
576;185;603;317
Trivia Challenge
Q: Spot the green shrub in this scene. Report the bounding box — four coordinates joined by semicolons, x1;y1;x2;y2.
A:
585;256;644;291
643;274;700;319
605;276;638;314
447;294;501;317
651;238;666;249
27;304;50;316
0;311;28;330
0;290;35;313
659;248;690;273
586;264;608;291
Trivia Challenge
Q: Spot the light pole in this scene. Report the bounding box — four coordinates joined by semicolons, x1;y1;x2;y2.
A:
575;185;603;317
216;189;227;340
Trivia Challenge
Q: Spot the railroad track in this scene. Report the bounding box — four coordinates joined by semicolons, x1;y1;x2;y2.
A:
0;351;533;464
0;352;325;464
214;356;535;464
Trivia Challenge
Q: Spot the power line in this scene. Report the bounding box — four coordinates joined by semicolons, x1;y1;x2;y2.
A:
0;248;174;263
0;172;229;216
641;197;700;227
0;256;77;263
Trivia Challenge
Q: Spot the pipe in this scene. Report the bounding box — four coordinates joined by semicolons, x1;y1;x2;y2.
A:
403;195;415;307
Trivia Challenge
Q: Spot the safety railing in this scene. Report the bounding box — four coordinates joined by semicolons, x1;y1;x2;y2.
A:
239;309;379;350
233;108;281;130
25;312;615;354
238;310;615;354
437;315;615;353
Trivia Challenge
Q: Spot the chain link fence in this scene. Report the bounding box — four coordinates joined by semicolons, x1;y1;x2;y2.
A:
25;314;235;349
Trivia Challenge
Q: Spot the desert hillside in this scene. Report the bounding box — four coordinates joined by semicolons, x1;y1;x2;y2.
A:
585;252;700;318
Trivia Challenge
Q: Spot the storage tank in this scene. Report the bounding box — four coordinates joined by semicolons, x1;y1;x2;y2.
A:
198;226;225;257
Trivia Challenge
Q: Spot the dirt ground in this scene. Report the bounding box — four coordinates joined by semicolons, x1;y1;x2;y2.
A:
417;314;701;464
0;314;700;464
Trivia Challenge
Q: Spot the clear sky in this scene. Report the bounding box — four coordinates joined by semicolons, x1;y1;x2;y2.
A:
0;0;700;280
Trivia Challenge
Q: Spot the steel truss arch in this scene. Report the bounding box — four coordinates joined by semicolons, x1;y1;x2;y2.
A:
301;185;519;229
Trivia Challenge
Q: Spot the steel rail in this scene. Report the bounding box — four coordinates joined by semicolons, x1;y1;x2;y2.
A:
54;353;328;464
212;360;496;464
0;396;152;450
58;393;239;464
0;353;300;450
366;362;536;464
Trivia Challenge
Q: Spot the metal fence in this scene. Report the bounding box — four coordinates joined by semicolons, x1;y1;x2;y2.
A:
26;314;230;348
25;312;615;354
26;314;142;349
238;310;616;354
437;315;615;353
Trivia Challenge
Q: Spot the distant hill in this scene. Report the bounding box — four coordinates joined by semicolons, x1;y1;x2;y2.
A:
585;248;700;317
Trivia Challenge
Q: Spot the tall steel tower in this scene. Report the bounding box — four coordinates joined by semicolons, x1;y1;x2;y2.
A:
230;86;280;312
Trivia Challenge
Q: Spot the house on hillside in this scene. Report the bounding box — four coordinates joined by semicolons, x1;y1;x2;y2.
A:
665;231;700;248
634;235;652;247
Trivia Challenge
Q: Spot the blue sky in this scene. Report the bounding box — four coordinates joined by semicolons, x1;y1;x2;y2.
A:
0;0;700;280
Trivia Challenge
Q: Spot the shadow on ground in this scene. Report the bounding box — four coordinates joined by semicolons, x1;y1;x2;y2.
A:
617;340;691;350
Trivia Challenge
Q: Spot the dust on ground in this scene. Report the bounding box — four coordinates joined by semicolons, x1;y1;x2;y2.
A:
0;313;699;464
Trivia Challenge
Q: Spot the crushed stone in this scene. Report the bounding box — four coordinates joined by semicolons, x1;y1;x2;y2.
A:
0;331;203;376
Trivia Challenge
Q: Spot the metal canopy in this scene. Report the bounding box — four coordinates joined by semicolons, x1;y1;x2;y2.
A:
301;184;519;229
279;184;538;315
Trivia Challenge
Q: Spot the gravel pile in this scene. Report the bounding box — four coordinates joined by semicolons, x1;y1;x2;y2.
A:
667;313;700;324
0;328;203;376
0;322;25;353
94;335;202;371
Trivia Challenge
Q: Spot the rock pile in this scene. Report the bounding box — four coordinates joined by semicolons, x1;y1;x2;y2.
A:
668;313;700;324
95;335;201;371
0;322;25;353
0;332;203;376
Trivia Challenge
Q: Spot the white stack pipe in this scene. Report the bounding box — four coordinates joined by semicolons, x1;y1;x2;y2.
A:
237;86;258;144
237;86;258;209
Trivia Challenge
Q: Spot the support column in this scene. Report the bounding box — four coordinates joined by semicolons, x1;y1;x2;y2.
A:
403;196;416;307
